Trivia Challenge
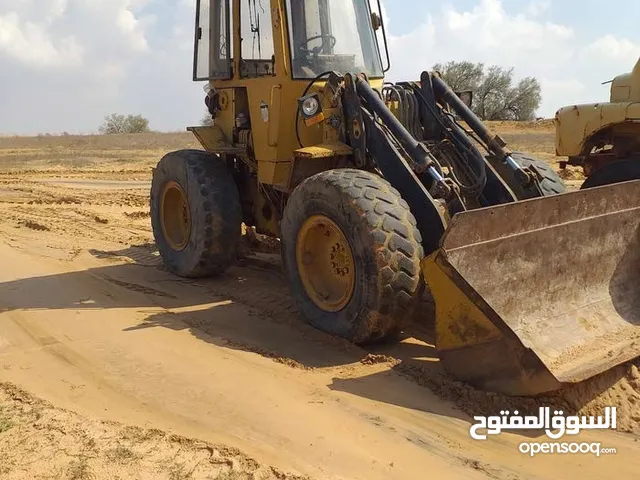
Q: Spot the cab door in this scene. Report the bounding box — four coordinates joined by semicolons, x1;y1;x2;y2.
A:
194;0;233;81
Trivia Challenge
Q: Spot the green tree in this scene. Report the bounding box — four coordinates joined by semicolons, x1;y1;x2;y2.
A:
432;60;485;92
432;61;542;121
99;114;151;134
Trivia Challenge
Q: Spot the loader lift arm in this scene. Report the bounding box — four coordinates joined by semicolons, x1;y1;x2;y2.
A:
337;72;548;254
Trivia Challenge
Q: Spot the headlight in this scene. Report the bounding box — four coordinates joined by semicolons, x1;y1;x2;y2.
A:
298;93;325;127
302;96;320;117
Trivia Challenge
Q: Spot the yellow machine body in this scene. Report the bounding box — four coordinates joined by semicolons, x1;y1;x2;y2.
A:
169;0;640;397
193;0;384;192
555;58;640;177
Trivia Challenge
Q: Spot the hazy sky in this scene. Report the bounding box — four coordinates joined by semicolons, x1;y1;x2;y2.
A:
0;0;638;135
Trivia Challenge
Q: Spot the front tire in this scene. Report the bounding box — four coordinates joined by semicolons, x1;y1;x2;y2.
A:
281;169;424;344
150;149;241;278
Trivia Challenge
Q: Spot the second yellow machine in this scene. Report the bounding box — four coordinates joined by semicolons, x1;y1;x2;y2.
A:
150;0;640;396
555;57;640;187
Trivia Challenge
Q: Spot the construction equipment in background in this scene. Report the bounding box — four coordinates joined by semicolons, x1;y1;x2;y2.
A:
556;57;640;187
149;0;640;396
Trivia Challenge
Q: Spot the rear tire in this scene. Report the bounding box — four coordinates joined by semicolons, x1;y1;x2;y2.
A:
281;169;424;344
581;158;640;189
150;149;242;278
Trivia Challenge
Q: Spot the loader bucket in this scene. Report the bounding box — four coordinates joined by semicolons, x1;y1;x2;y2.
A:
422;180;640;396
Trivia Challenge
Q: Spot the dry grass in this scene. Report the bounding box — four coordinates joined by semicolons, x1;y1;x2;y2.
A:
0;132;199;174
0;383;310;480
0;121;580;182
0;406;14;433
0;122;557;167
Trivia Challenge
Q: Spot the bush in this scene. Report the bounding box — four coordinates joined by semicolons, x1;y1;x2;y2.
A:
99;114;151;134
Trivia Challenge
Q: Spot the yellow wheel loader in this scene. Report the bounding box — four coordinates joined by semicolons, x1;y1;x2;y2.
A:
150;0;640;396
556;57;640;187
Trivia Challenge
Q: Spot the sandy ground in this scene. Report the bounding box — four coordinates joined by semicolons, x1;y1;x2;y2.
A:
0;383;305;480
0;128;638;479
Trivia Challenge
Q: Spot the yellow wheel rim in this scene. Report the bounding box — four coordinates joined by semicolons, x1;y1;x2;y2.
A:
296;215;356;312
160;181;191;251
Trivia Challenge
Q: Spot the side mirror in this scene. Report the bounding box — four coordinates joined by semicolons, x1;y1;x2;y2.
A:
371;12;382;31
456;90;473;108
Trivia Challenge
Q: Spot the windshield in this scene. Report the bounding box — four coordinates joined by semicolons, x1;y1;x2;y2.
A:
285;0;383;79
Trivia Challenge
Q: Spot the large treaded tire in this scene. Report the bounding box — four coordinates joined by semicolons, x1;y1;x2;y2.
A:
581;158;640;189
512;152;566;196
150;149;241;278
492;152;566;199
281;169;424;344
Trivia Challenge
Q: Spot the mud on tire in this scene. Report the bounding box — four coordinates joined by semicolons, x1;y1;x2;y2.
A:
150;149;241;278
280;169;424;344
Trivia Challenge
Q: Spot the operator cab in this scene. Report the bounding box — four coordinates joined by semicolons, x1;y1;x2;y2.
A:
194;0;387;81
285;0;384;79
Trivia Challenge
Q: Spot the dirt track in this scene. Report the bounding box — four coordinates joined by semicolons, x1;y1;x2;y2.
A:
0;131;639;479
